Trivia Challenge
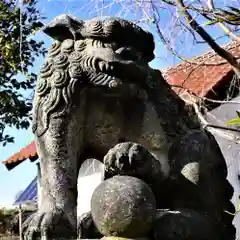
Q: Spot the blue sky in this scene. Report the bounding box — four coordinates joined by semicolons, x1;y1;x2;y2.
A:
0;0;233;207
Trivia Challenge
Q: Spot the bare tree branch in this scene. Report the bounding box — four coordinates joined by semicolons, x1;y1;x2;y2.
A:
171;84;240;105
175;0;240;77
146;1;240;67
160;0;212;14
207;0;240;43
183;93;240;144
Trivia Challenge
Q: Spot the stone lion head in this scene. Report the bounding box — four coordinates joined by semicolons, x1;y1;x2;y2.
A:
32;15;155;136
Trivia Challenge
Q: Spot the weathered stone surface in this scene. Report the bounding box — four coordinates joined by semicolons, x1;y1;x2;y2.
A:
168;130;236;239
103;142;172;210
101;237;150;240
91;175;156;238
104;142;164;182
23;13;236;240
153;209;212;240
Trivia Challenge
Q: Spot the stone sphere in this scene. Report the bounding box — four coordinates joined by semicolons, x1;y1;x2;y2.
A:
91;175;156;238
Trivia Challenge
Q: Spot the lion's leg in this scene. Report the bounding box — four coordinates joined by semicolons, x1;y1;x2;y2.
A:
24;114;84;239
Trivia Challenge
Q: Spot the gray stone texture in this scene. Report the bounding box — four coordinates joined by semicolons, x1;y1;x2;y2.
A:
91;175;156;238
22;14;236;240
153;209;212;240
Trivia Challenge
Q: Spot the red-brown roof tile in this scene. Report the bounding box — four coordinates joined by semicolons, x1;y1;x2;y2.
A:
163;41;240;97
2;41;240;170
2;141;38;170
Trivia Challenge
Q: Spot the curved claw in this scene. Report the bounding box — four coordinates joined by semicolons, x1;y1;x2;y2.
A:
23;212;43;240
104;142;164;184
22;213;34;233
22;209;76;240
104;142;151;177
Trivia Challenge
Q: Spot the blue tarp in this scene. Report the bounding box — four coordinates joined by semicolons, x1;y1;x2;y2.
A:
13;176;38;205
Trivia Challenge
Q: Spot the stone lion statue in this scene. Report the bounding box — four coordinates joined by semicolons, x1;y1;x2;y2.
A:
22;15;235;240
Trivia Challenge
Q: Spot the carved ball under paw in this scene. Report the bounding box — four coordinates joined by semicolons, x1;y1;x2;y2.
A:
22;208;76;240
91;175;156;238
104;142;163;181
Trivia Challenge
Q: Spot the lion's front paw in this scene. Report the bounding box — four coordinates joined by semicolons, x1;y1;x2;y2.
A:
23;208;76;240
104;142;160;180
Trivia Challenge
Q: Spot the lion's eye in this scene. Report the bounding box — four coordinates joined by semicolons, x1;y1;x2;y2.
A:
115;47;141;61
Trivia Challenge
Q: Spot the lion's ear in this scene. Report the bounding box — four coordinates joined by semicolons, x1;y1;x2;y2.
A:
43;14;84;41
43;25;74;41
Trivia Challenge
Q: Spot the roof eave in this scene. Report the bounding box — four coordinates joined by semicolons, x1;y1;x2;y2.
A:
3;155;39;171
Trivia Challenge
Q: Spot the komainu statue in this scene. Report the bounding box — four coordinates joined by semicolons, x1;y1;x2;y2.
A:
23;14;236;240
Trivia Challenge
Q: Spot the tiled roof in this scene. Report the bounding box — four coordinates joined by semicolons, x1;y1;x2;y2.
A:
2;141;38;170
2;41;240;170
163;41;240;97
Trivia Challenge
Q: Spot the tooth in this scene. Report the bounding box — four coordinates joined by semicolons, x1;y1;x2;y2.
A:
105;62;109;71
99;61;105;72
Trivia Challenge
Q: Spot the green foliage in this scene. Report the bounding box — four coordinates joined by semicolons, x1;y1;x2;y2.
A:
0;207;36;235
226;111;240;126
0;0;46;146
0;207;18;234
227;117;240;125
